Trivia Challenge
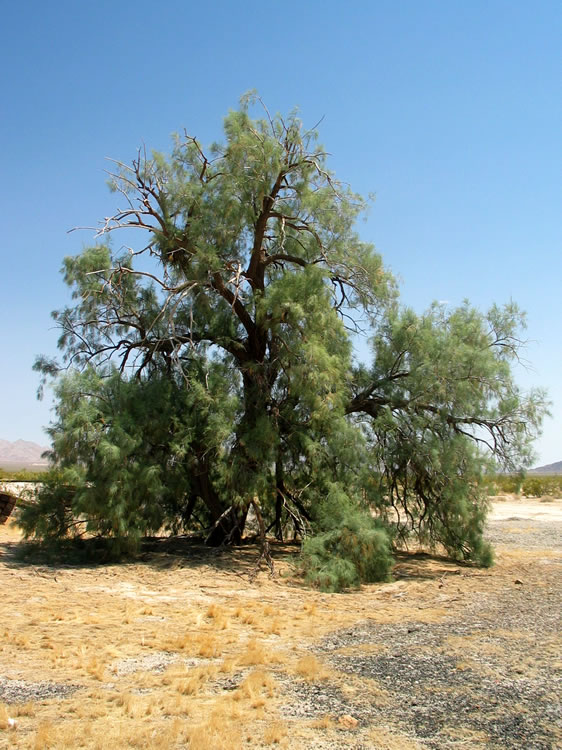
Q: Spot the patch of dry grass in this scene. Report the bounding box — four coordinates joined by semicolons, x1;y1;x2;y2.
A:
293;654;330;682
1;502;560;749
367;725;426;749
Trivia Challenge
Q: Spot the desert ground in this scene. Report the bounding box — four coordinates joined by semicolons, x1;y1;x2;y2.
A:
0;494;560;750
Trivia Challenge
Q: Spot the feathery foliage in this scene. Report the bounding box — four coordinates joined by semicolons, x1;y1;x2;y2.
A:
27;95;547;588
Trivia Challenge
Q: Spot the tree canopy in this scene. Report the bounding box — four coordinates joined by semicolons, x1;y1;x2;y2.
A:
25;95;547;589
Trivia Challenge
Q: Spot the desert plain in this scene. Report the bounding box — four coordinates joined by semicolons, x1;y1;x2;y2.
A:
0;492;560;749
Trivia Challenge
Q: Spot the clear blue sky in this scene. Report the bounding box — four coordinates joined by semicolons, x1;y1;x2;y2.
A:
1;0;560;465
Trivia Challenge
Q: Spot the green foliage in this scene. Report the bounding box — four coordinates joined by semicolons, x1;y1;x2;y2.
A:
482;472;526;495
22;364;238;551
0;468;45;481
300;510;394;592
521;475;562;498
482;473;562;498
16;470;77;542
350;301;547;566
28;95;548;583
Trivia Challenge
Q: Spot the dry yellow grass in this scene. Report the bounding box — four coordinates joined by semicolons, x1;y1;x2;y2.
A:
367;726;425;749
293;654;329;682
0;497;560;749
0;705;13;731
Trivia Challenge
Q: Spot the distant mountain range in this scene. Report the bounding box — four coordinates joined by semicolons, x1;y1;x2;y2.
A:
529;460;562;475
0;439;49;467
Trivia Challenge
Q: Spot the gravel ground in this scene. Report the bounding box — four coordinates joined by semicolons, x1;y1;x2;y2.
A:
1;503;560;749
109;650;181;677
0;678;80;704
485;516;562;550
276;515;562;749
317;618;560;749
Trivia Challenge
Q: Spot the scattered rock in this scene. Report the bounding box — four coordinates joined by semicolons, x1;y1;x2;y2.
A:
0;677;80;704
109;651;179;676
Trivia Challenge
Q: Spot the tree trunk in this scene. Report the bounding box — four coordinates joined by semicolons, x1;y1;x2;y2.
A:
193;461;224;521
274;459;284;541
205;505;248;546
191;459;249;546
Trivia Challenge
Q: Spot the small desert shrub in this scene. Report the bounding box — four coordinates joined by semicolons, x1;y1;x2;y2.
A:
300;511;393;592
521;475;562;498
0;468;45;481
483;473;562;498
483;472;525;495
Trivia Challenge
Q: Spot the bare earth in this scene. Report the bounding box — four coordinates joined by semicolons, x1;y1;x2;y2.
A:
0;495;560;749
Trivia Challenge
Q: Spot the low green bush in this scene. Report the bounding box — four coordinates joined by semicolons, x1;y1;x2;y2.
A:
521;475;562;498
0;468;45;481
300;510;394;592
481;473;562;498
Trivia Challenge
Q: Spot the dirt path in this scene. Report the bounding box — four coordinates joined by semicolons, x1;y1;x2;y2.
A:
0;499;560;749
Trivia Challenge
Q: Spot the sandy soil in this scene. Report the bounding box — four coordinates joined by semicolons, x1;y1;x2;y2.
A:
487;494;562;521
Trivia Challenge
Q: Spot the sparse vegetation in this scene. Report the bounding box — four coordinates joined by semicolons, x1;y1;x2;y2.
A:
0;468;44;482
483;473;562;498
1;495;560;749
521;474;562;497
